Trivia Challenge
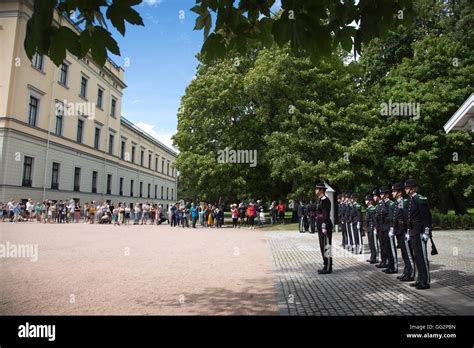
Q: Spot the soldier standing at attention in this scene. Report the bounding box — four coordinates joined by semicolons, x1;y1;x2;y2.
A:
340;193;348;250
392;183;415;281
350;193;363;254
337;194;344;247
315;182;333;274
372;188;382;266
345;192;355;253
405;179;432;290
380;186;397;274
365;194;378;264
375;187;389;269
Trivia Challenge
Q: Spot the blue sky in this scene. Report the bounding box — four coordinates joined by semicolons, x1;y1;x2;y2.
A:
109;0;282;150
108;0;204;150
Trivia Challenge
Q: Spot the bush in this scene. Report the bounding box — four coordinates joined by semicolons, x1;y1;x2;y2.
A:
432;211;474;230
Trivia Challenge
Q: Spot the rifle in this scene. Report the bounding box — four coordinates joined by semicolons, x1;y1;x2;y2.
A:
430;236;438;256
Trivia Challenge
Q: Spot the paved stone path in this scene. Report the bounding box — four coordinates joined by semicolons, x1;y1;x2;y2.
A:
266;230;474;316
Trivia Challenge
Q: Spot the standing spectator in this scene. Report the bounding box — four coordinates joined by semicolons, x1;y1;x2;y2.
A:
26;199;34;221
213;207;221;228
134;203;141;225
142;202;150;225
199;202;205;226
83;203;89;223
256;200;264;226
118;203;125;225
74;203;81;223
34;202;41;221
124;205;131;225
112;206;119;226
247;203;256;229
238;203;246;228
12;202;22;223
170;204;177;227
291;200;299;223
88;202;96;224
277;201;285;224
190;203;198;228
207;205;214;227
269;201;277;225
231;204;238;228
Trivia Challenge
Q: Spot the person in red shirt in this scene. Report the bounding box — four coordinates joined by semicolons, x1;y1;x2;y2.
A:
277;201;285;224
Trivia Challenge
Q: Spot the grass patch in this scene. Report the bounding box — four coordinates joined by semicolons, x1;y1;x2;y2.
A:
255;223;299;231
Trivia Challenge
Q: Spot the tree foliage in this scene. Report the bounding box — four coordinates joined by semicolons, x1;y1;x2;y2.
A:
174;0;474;213
25;0;413;66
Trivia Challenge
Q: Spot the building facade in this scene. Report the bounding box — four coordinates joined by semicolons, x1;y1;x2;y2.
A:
0;0;177;207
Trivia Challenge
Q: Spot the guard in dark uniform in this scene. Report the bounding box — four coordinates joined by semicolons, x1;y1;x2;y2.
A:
392;183;415;281
364;194;378;264
315;182;333;274
340;193;349;250
345;192;355;252
372;188;382;266
380;186;397;274
350;193;363;254
298;200;308;233
405;179;432;290
375;187;389;269
337;194;346;247
308;200;317;234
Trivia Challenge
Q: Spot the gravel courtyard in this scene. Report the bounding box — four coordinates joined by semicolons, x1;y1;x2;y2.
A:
0;223;472;315
0;223;278;315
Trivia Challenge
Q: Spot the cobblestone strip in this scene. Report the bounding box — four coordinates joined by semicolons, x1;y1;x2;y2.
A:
266;231;456;316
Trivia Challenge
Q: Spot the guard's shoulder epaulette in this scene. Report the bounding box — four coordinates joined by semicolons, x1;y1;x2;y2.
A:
418;195;427;200
356;203;361;209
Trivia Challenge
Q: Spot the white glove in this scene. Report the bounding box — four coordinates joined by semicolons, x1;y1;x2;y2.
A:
422;227;430;242
405;232;410;241
322;223;327;234
389;227;394;237
357;222;361;230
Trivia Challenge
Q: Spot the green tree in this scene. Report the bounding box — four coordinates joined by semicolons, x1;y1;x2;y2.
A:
358;0;474;213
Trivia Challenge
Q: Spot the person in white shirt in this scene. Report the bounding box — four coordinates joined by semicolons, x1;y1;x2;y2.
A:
26;199;34;221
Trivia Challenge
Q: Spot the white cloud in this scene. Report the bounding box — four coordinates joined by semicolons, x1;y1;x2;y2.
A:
143;0;163;6
134;121;178;152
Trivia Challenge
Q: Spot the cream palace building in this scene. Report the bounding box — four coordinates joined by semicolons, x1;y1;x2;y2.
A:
0;0;178;207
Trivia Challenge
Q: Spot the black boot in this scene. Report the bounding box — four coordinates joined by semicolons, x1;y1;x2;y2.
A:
317;267;327;274
415;283;430;290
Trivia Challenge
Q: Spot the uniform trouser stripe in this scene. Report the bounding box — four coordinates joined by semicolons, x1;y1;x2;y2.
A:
357;226;363;254
349;223;356;250
421;236;430;283
405;238;415;278
373;229;379;258
347;224;352;248
389;235;398;271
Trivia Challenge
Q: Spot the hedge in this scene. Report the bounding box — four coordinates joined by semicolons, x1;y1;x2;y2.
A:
432;212;474;230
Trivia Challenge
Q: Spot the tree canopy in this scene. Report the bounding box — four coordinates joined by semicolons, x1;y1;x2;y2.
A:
174;0;474;213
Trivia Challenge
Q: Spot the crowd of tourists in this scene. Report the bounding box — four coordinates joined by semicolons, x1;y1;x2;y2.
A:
0;198;290;228
0;199;167;226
